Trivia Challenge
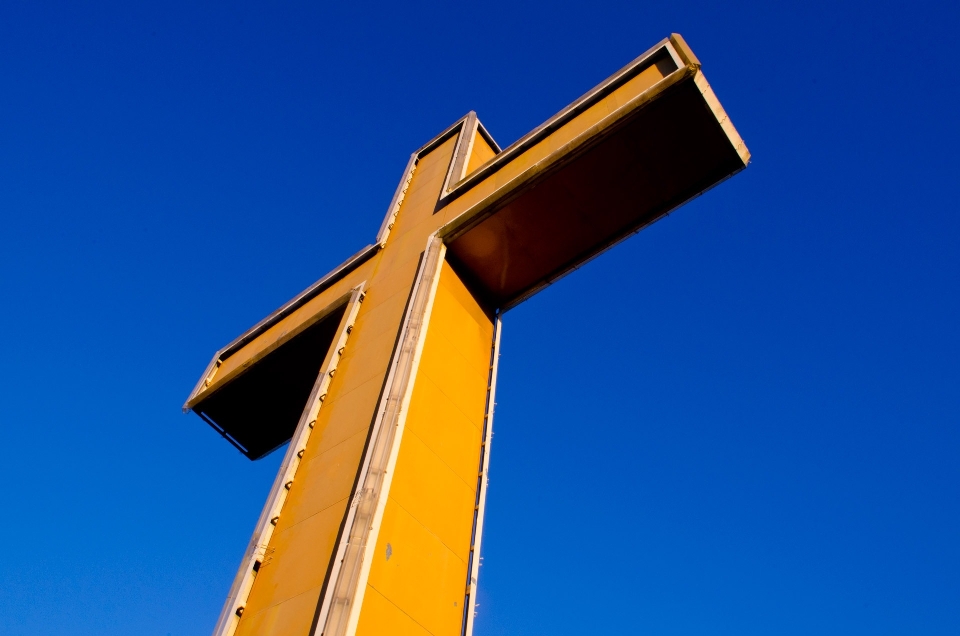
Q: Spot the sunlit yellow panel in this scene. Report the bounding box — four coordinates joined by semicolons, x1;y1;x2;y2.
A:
405;375;482;488
331;317;402;396
359;503;468;636
357;259;492;634
356;586;432;636
386;135;459;238
309;375;382;456
233;585;323;636
388;430;476;562
465;130;497;177
418;335;488;428
236;502;345;633
284;428;367;527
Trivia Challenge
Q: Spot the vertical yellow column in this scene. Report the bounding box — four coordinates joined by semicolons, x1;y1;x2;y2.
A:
355;260;494;636
231;135;465;636
232;278;413;635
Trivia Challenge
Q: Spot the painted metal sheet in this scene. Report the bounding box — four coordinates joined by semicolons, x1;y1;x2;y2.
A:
355;260;494;636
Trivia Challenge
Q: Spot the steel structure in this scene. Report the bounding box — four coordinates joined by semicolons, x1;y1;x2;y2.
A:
185;34;749;636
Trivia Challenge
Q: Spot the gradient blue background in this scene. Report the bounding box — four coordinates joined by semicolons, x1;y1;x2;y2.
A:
1;1;958;634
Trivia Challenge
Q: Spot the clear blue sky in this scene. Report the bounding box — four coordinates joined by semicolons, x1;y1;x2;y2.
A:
1;1;958;634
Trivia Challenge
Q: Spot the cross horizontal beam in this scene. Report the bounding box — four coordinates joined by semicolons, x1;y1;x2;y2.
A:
184;34;747;426
444;50;748;308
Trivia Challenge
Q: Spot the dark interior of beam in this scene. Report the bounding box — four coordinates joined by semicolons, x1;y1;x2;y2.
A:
446;76;746;309
193;303;346;460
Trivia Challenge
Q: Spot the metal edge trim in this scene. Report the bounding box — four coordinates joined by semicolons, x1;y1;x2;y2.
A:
441;112;480;201
433;37;680;211
694;70;751;165
461;313;501;636
375;152;418;247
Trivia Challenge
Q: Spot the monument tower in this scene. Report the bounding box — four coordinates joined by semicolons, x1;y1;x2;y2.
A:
184;34;749;636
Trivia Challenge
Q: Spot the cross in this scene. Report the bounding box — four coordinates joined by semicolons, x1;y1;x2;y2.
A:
184;33;749;636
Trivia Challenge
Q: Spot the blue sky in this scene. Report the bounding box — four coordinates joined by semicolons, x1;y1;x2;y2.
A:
1;1;958;634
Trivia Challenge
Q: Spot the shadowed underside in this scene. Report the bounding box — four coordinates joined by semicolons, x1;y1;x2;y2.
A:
446;72;746;308
196;303;347;459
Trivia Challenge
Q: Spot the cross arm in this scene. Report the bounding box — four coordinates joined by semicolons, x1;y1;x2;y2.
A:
181;244;377;459
435;34;749;309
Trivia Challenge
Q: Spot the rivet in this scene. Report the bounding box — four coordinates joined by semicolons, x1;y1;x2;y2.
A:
235;606;244;617
285;481;293;490
270;516;279;526
297;449;305;458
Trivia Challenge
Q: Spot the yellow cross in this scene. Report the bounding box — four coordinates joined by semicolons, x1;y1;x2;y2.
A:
184;33;749;636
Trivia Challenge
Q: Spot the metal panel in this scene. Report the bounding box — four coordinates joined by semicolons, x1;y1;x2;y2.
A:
316;236;447;636
355;258;495;636
464;129;498;179
214;286;365;636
